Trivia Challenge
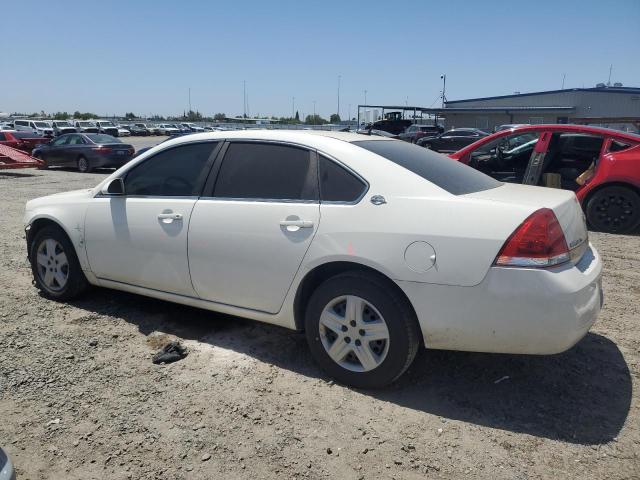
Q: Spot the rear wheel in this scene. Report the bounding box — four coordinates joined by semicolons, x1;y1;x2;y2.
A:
30;225;88;300
34;152;48;169
305;271;420;388
586;186;640;233
77;156;92;173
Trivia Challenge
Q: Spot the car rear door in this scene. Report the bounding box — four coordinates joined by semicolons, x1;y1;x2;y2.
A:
84;141;219;296
188;141;320;313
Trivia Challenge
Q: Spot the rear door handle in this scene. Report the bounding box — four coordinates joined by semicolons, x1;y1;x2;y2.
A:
279;219;314;228
158;212;183;220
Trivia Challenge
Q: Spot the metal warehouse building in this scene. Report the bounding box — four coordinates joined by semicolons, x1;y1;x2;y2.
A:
442;86;640;132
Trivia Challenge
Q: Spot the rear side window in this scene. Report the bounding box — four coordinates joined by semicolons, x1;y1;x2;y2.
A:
214;143;317;201
609;140;633;152
0;133;5;141
354;140;501;195
319;155;367;202
125;142;217;196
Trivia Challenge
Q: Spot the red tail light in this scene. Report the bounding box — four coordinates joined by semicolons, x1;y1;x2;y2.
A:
92;147;112;154
494;208;570;268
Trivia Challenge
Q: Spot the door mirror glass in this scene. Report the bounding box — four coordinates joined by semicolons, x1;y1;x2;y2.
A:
102;178;125;195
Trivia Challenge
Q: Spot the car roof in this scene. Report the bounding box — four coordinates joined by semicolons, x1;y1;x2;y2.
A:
491;124;640;142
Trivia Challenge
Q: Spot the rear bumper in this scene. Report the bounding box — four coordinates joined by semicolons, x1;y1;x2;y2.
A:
398;243;603;355
92;155;132;168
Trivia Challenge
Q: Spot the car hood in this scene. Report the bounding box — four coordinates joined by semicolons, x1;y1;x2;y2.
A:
25;188;94;211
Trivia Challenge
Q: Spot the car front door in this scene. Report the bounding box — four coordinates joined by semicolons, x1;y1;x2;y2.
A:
45;135;71;165
188;141;320;313
84;141;219;296
63;134;88;166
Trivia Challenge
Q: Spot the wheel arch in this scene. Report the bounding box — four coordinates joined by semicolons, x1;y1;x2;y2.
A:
581;181;640;208
292;261;420;340
26;217;76;260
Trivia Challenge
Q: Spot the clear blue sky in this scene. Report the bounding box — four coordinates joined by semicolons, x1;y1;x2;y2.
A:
2;0;639;119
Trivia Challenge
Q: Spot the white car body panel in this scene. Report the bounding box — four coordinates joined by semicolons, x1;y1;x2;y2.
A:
24;130;603;354
188;200;320;313
84;197;198;297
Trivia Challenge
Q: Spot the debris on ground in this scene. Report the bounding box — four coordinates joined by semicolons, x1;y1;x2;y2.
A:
152;340;188;364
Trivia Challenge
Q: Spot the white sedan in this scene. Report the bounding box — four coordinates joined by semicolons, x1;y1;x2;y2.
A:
23;131;603;387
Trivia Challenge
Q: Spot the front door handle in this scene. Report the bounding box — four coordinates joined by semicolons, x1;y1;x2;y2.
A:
280;219;314;228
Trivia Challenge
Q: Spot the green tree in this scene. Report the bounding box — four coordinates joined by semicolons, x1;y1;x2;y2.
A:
124;112;137;120
304;114;327;125
213;113;226;121
330;113;341;123
295;110;300;122
52;112;70;120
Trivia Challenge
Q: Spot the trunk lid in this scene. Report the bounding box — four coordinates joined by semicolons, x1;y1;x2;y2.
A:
465;183;589;263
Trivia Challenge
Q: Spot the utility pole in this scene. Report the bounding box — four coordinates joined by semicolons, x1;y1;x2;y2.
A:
313;100;316;124
292;97;295;119
348;104;351;122
188;87;192;113
243;80;246;118
561;73;566;89
337;75;341;119
607;64;613;86
364;90;367;105
440;74;447;109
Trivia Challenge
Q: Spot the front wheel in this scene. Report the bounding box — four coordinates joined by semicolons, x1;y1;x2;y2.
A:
305;271;420;388
30;225;89;300
586;186;640;233
421;143;431;149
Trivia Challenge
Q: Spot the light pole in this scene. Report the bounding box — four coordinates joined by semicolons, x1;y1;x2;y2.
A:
292;97;295;119
440;74;447;109
313;100;316;124
337;75;341;120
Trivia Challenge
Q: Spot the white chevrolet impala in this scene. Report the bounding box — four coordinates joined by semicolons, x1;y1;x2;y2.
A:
24;131;603;387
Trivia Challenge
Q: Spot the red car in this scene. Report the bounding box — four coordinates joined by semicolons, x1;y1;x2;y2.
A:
0;130;50;153
449;124;640;233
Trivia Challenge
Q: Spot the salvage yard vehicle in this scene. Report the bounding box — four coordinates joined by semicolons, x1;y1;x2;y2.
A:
14;119;54;137
0;131;49;152
416;128;489;152
450;124;640;233
398;124;443;143
182;122;205;132
116;125;131;137
31;133;134;172
51;120;77;136
73;121;99;133
24;131;602;388
95;120;120;137
158;124;181;135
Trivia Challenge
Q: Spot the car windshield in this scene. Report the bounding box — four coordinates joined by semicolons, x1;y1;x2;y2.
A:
54;121;72;127
86;134;120;144
354;140;501;195
98;122;114;126
78;122;94;127
34;122;49;128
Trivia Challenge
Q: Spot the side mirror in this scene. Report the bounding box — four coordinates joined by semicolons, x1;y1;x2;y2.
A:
102;178;125;195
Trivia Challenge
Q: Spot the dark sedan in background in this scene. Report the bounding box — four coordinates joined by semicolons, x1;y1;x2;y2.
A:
32;133;134;172
416;128;489;152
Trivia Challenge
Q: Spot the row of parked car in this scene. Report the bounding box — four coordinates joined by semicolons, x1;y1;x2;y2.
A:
0;119;215;138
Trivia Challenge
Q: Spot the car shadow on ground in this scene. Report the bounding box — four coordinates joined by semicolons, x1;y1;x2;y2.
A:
70;288;631;446
0;171;37;178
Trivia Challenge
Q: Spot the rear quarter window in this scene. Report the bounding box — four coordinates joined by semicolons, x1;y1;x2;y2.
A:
353;140;501;195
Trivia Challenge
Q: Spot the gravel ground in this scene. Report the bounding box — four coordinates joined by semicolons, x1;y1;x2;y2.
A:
0;165;638;480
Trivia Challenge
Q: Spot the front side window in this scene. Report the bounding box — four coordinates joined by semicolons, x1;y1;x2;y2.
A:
319;155;367;202
213;143;317;201
124;142;217;196
51;136;70;146
68;135;86;145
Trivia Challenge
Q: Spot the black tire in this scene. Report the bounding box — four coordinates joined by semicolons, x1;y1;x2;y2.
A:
422;142;432;149
34;152;48;169
29;225;89;301
586;186;640;234
304;271;420;388
77;155;92;173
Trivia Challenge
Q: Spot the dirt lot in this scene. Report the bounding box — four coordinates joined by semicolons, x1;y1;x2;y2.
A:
0;165;638;480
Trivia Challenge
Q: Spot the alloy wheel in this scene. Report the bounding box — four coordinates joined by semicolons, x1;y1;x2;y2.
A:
318;295;390;372
594;192;635;230
35;238;69;291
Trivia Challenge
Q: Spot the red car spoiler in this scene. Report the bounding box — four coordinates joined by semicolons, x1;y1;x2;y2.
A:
0;144;44;169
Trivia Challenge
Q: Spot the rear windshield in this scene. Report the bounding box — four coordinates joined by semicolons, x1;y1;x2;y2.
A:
353;140;501;195
86;134;121;144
